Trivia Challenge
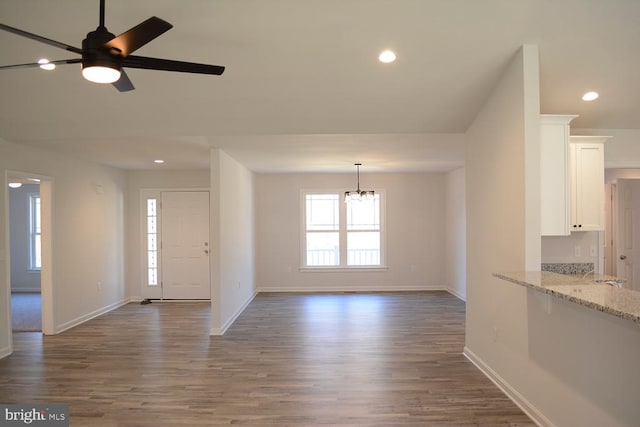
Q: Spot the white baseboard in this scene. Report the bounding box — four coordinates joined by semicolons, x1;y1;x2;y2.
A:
211;290;258;336
447;287;466;301
257;285;447;293
0;344;12;360
54;297;131;334
463;346;553;427
128;295;144;303
209;327;223;335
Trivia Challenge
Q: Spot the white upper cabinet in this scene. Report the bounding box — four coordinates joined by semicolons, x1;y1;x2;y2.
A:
541;115;577;236
569;136;609;231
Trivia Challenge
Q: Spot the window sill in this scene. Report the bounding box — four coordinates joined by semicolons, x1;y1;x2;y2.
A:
299;266;388;273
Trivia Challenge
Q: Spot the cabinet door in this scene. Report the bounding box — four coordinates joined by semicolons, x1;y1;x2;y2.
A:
571;143;604;231
541;120;571;235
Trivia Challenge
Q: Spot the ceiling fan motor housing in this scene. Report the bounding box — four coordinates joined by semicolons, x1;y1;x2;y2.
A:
82;28;121;71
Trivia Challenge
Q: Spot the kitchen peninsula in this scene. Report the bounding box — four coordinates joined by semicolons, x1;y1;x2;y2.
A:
494;271;640;323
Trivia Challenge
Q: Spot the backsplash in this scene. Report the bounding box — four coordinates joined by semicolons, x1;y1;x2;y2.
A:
541;263;594;276
542;233;599;264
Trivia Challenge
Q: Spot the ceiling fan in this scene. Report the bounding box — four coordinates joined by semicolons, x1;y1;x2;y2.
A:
0;0;225;92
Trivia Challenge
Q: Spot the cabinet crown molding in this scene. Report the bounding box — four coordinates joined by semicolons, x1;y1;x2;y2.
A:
570;135;612;144
541;114;579;125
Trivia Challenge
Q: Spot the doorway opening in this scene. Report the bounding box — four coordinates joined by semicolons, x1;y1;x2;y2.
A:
604;169;640;291
5;172;54;346
8;180;41;332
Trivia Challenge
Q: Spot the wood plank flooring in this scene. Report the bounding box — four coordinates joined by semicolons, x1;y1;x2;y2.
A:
0;292;535;426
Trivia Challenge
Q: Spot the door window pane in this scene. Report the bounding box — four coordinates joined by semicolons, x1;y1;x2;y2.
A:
146;198;158;285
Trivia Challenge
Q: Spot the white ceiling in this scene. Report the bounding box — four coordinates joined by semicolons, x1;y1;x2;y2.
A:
1;0;639;172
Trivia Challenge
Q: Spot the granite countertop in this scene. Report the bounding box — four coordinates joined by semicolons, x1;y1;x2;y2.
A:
493;271;640;324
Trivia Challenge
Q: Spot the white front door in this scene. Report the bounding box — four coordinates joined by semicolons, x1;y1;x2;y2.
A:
161;191;211;299
616;180;634;289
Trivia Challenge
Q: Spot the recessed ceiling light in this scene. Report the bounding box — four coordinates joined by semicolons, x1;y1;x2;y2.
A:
154;159;165;164
8;182;22;188
378;50;397;63
582;91;599;101
38;58;56;71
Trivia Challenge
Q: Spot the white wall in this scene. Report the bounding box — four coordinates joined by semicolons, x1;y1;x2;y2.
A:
1;138;126;357
465;46;640;427
445;168;466;300
254;172;445;291
9;184;41;292
210;149;256;334
125;169;210;299
465;45;539;416
605;168;640;182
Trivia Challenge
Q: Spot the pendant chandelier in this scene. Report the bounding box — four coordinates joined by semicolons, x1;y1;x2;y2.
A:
344;163;375;203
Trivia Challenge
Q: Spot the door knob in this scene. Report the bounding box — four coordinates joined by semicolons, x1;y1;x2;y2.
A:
620;255;627;260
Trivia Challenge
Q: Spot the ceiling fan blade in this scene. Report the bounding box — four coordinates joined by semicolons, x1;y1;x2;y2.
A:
112;69;135;92
122;55;225;75
0;58;82;70
0;23;82;54
103;17;172;57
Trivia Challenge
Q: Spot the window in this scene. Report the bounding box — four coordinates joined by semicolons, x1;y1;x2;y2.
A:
346;196;381;266
304;192;383;268
29;193;41;270
305;194;340;266
146;198;159;286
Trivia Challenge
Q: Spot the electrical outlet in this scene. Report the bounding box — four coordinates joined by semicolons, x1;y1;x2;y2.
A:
492;326;498;343
97;281;102;291
590;245;598;257
574;246;581;257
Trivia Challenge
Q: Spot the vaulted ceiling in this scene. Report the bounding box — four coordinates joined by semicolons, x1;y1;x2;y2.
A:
1;0;638;172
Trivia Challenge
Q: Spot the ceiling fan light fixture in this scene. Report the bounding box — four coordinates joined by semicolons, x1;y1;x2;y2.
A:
82;64;121;84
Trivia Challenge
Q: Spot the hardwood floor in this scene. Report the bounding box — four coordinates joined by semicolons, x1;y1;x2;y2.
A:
0;292;535;426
